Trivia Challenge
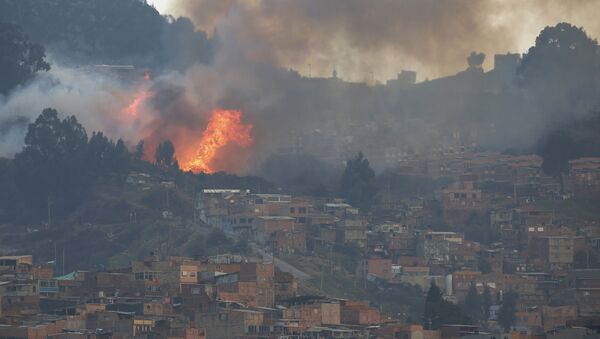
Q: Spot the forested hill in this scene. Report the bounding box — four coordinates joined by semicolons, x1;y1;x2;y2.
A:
0;0;213;70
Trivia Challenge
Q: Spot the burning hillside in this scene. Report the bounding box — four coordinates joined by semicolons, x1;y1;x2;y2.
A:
179;109;253;174
121;73;254;173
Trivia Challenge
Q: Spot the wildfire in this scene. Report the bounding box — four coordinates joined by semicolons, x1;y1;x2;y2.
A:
181;109;253;173
123;89;151;118
122;71;153;119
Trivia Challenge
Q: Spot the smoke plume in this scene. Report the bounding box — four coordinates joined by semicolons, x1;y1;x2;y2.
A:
2;0;600;176
169;0;600;80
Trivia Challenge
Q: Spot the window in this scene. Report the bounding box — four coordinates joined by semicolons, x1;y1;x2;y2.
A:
290;207;295;213
299;207;307;214
146;285;160;292
143;272;157;280
40;280;56;288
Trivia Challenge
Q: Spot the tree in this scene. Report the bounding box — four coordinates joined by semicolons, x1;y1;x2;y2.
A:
155;140;176;169
463;283;483;321
0;158;19;222
186;234;206;259
482;285;492;321
88;131;112;177
424;282;444;329
467;52;485;69
0;0;212;71
340;152;377;210
478;257;492;274
14;108;89;219
111;139;130;176
498;291;518;332
134;140;145;160
518;23;600;117
424;282;471;329
0;22;50;94
536;129;579;193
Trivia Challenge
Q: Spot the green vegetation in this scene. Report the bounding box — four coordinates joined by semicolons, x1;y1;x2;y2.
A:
0;108;275;271
307;272;424;322
340;152;377;211
525;23;600;185
498;291;518;332
463;283;484;322
5;109;130;223
478;257;492;274
0;0;212;70
424;283;471;329
185;228;251;258
331;243;362;273
482;285;493;321
155;140;178;170
0;22;49;94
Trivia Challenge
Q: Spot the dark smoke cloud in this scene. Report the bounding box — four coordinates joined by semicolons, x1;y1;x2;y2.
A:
170;0;600;80
3;0;600;177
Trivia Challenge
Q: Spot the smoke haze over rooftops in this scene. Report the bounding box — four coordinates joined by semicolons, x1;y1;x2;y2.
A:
160;0;600;81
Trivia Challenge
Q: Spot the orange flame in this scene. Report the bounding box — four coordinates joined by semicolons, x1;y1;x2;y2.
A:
122;72;153;119
181;109;253;173
123;90;151;118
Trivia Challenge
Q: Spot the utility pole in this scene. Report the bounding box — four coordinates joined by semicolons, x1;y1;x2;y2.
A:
47;196;52;228
54;243;57;271
320;259;324;292
62;248;65;275
330;242;334;275
166;188;170;211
